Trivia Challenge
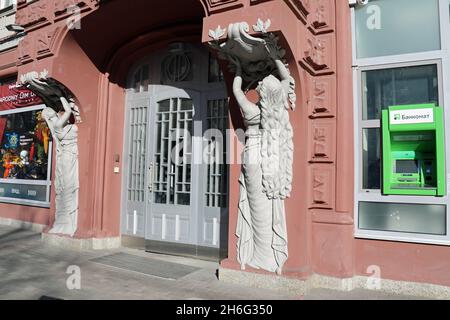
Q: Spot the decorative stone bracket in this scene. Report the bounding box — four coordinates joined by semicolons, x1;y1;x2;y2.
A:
208;19;296;109
20;70;82;123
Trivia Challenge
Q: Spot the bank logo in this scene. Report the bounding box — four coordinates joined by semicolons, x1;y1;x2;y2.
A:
390;108;434;125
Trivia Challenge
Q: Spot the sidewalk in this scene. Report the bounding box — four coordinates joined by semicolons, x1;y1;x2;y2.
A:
0;225;428;300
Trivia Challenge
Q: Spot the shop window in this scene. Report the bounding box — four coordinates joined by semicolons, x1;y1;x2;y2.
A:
355;0;441;58
360;64;439;191
0;82;52;207
353;0;450;243
359;202;446;236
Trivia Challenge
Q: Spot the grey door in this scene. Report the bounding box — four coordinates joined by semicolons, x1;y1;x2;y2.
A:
123;97;149;238
146;87;201;246
122;44;228;257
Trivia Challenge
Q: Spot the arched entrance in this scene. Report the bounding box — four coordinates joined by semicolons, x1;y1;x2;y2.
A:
122;43;229;260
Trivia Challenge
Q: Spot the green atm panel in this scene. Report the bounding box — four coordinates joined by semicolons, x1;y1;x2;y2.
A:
382;104;446;196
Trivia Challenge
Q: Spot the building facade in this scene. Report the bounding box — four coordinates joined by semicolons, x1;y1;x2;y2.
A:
0;0;449;297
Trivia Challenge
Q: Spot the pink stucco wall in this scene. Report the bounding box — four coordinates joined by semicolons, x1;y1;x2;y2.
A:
0;0;448;288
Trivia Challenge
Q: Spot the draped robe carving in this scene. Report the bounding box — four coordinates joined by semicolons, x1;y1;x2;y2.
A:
210;22;296;274
21;71;81;237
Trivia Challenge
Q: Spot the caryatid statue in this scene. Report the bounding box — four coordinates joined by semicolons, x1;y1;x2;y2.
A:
209;21;296;275
21;71;81;237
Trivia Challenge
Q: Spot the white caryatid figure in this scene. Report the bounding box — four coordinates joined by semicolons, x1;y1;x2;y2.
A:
41;97;79;237
231;53;295;275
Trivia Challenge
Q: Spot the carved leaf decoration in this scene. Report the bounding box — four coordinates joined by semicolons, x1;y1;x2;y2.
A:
208;25;226;41
39;69;49;79
253;18;271;33
20;71;39;84
264;19;271;32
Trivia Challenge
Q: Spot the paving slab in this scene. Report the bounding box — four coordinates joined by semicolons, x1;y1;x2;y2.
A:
0;225;432;300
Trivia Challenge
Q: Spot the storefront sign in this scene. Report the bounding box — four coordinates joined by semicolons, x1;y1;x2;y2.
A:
390;108;434;125
0;84;42;111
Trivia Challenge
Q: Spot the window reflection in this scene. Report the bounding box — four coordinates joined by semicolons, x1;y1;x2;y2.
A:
362;65;438;121
362;128;380;190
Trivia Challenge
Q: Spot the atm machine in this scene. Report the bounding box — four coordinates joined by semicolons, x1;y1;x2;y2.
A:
382;104;446;196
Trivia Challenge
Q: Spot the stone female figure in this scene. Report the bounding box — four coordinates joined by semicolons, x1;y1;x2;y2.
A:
42;97;79;237
232;55;295;275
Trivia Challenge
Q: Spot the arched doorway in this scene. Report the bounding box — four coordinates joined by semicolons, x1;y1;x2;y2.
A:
122;43;229;260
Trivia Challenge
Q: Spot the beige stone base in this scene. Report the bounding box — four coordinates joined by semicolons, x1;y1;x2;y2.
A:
219;268;450;300
42;233;121;250
0;217;46;233
219;267;310;296
310;274;450;299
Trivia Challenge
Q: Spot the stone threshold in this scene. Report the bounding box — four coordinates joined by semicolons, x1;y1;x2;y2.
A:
219;267;450;300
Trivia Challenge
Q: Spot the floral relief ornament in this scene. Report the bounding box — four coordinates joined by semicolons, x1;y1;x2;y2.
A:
253;18;271;34
209;25;226;41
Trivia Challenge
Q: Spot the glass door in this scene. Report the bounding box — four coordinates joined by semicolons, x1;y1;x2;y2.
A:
146;88;202;246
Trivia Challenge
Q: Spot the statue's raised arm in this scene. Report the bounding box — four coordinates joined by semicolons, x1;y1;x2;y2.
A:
230;55;258;118
55;96;73;130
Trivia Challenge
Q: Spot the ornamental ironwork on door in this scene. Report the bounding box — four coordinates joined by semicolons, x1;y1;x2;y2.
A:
123;43;228;257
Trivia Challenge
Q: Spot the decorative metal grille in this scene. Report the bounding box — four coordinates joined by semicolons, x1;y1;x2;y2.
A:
127;105;148;202
205;99;229;208
162;53;193;83
153;98;193;206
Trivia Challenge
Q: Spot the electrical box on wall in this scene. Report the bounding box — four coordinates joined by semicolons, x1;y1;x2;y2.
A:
382;104;446;196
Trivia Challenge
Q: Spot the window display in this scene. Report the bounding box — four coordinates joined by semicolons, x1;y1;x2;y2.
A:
0;110;50;180
0;82;52;206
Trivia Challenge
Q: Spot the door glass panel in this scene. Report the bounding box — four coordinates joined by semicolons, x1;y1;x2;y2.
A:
132;65;150;93
154;98;193;206
208;53;224;83
205;99;229;208
127;106;147;202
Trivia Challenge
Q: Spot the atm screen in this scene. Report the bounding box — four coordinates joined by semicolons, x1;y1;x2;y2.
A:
396;160;419;174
